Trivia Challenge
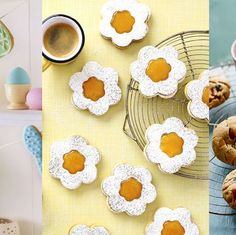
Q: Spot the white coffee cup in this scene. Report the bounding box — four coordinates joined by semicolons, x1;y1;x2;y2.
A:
231;40;236;63
42;14;85;70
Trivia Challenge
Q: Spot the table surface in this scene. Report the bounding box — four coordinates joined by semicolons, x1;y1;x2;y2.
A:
42;1;209;234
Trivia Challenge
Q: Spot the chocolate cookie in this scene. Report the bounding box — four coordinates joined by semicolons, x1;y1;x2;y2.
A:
209;75;230;109
212;116;236;165
222;170;236;210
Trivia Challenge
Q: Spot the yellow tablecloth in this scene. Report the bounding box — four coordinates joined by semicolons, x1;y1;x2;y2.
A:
42;1;209;234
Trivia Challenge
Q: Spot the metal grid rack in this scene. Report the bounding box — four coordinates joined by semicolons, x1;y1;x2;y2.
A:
123;31;209;180
209;64;236;216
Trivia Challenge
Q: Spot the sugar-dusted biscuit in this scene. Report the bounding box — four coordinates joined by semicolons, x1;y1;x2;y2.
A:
146;207;199;235
101;163;157;216
185;70;209;120
100;0;150;48
145;117;198;174
69;61;122;116
130;46;186;98
49;136;100;190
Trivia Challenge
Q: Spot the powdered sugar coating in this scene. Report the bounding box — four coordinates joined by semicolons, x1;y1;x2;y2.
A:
146;207;199;235
70;61;122;116
145;117;198;174
100;0;150;47
130;46;186;98
70;225;109;235
185;70;209;120
101;163;157;216
49;136;100;190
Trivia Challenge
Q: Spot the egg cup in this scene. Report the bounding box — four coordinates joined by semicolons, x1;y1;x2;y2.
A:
5;84;31;110
101;163;157;216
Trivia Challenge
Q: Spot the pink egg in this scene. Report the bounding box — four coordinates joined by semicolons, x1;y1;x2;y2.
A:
26;88;42;110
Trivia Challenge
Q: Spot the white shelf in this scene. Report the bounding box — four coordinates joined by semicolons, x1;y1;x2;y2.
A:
0;109;42;126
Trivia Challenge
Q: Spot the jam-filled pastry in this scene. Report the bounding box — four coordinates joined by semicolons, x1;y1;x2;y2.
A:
49;136;100;190
130;46;186;98
101;163;157;216
69;61;122;116
145;117;198;174
69;224;109;235
146;207;199;235
100;0;150;48
185;70;209;120
212;116;236;165
209;74;230;109
222;169;236;210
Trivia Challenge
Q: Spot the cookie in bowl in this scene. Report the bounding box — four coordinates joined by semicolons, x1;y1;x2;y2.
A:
185;70;209;120
69;61;122;116
130;46;186;98
144;117;198;174
146;207;199;235
222;169;236;210
212;116;236;165
101;163;157;216
49;136;100;190
209;74;231;109
69;224;109;235
100;0;150;48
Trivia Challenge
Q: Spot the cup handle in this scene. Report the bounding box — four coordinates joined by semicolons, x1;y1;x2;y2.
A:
42;57;51;72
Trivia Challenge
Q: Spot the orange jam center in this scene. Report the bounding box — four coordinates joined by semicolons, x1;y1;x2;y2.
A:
146;58;171;82
83;77;105;101
111;10;135;34
63;150;85;174
202;86;209;106
160;132;184;158
161;221;185;235
119;177;142;201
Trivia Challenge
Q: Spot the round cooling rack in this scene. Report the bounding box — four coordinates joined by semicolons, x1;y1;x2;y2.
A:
209;63;236;216
123;30;209;180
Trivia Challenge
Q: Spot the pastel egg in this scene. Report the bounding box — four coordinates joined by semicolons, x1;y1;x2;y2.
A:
6;67;31;84
26;88;42;110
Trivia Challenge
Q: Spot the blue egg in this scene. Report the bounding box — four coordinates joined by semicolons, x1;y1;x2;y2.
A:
6;67;31;84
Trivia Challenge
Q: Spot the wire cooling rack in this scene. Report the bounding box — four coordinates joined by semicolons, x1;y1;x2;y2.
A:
123;30;209;180
209;63;236;216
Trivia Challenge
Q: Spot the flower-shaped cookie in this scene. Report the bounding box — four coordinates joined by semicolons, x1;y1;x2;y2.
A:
185;70;209;120
146;208;199;235
70;225;109;235
145;117;198;174
102;163;157;216
100;0;150;47
70;61;121;116
49;136;100;190
130;46;186;98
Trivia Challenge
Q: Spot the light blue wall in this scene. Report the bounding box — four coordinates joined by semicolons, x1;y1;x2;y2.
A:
210;0;236;65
